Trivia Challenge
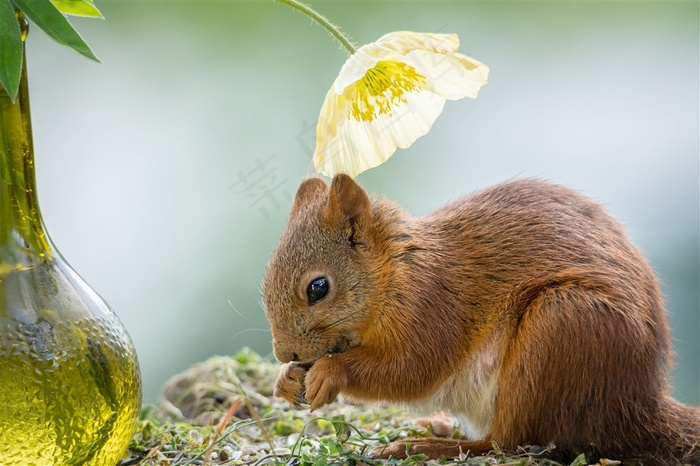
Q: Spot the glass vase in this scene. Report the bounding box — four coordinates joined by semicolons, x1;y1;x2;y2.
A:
0;13;142;466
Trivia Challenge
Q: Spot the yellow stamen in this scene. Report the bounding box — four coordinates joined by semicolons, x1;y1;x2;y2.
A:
350;60;427;122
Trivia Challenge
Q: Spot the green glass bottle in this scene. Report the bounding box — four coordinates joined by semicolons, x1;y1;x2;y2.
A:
0;13;142;466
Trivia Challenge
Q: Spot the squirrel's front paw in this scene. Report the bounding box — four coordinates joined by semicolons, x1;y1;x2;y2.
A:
274;362;309;407
304;355;348;411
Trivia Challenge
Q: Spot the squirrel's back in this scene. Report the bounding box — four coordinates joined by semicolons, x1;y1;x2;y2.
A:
423;178;658;292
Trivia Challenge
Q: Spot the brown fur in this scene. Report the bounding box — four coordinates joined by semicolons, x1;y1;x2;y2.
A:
262;175;700;465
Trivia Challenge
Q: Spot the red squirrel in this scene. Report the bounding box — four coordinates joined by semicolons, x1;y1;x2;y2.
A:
262;174;700;465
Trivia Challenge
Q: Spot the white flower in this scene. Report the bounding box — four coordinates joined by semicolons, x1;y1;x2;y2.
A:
313;31;489;178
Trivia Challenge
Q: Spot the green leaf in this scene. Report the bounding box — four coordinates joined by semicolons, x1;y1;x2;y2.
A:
50;0;103;19
569;453;588;466
0;0;22;100
12;0;99;62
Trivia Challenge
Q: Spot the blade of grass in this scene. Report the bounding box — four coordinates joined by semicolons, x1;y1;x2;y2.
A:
224;360;277;451
202;397;242;461
179;417;265;466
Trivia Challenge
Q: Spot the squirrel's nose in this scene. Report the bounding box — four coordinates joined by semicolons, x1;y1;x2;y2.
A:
273;346;299;363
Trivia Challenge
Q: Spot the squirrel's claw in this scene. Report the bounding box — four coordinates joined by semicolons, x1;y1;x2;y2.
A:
294;393;309;408
304;355;348;411
274;362;309;407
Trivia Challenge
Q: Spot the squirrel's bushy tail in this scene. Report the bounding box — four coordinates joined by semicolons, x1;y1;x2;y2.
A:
653;396;700;465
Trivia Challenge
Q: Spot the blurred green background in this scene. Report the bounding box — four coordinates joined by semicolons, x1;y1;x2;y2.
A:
23;1;698;405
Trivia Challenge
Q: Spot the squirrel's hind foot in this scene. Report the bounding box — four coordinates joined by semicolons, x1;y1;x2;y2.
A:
368;437;493;460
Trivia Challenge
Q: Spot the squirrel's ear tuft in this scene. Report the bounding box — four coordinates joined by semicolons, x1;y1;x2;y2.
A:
324;174;371;236
291;177;329;215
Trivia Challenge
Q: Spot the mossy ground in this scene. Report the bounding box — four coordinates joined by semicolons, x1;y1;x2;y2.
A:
119;349;625;466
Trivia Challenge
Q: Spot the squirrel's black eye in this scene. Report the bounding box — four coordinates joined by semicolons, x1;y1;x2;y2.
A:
307;277;329;305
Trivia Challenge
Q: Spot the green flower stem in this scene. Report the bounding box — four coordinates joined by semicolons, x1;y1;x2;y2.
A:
275;0;357;55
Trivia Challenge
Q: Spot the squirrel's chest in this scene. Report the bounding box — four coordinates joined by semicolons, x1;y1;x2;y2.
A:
412;333;502;440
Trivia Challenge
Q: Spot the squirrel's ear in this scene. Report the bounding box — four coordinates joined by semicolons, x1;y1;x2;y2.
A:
291;177;328;215
324;174;371;235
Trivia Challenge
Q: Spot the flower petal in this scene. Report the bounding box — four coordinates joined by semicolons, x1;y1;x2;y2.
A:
314;87;445;178
375;31;461;55
404;50;489;100
334;32;461;93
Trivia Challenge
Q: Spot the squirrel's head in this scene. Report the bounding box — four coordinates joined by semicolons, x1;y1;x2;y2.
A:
262;174;377;364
